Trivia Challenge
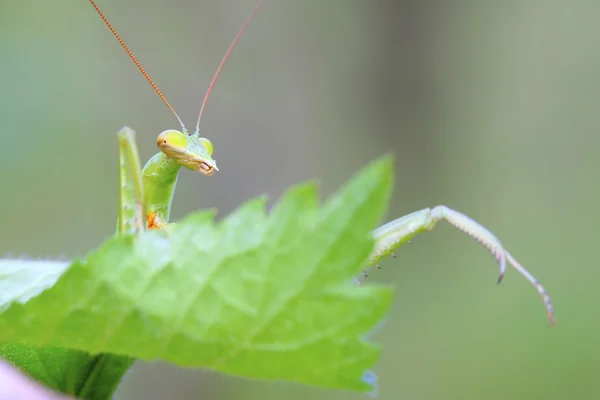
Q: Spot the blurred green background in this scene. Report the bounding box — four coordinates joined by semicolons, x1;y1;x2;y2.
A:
1;0;598;399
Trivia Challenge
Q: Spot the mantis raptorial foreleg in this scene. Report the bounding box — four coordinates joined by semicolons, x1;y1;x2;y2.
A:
117;128;146;235
358;206;556;325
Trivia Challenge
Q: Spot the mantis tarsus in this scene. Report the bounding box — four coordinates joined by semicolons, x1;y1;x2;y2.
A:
90;0;555;326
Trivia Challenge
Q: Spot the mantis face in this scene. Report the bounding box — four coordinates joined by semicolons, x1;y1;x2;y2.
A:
157;129;218;176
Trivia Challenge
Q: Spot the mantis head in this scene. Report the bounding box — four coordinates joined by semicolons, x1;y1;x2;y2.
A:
157;130;218;176
88;0;262;179
89;0;263;177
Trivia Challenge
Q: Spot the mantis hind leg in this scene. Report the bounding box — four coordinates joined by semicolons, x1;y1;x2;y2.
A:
360;205;555;325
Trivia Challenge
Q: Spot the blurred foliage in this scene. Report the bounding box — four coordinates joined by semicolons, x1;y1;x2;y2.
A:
0;0;598;399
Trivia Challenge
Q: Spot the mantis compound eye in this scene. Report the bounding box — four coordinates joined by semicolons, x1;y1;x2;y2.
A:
198;137;214;156
157;130;188;150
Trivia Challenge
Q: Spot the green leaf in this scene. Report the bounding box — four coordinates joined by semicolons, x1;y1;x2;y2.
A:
0;259;68;310
0;156;394;394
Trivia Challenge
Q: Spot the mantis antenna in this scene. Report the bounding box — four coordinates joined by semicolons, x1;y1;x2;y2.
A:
88;0;186;132
195;0;266;135
88;0;265;136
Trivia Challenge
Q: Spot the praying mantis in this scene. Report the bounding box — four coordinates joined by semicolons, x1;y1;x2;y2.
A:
90;0;555;326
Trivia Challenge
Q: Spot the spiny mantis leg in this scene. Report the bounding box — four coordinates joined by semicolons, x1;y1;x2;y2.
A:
360;205;556;326
116;127;146;235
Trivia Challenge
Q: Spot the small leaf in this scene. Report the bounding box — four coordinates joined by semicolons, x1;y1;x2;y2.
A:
0;156;394;393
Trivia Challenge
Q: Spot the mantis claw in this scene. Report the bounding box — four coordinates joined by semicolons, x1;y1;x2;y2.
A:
497;272;505;285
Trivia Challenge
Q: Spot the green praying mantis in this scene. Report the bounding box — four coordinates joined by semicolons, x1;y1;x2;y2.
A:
90;0;555;326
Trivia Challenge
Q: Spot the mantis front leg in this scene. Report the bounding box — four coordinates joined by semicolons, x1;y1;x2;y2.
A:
363;206;556;325
117;127;146;235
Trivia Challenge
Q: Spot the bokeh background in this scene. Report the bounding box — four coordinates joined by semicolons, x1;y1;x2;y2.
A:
1;0;598;399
